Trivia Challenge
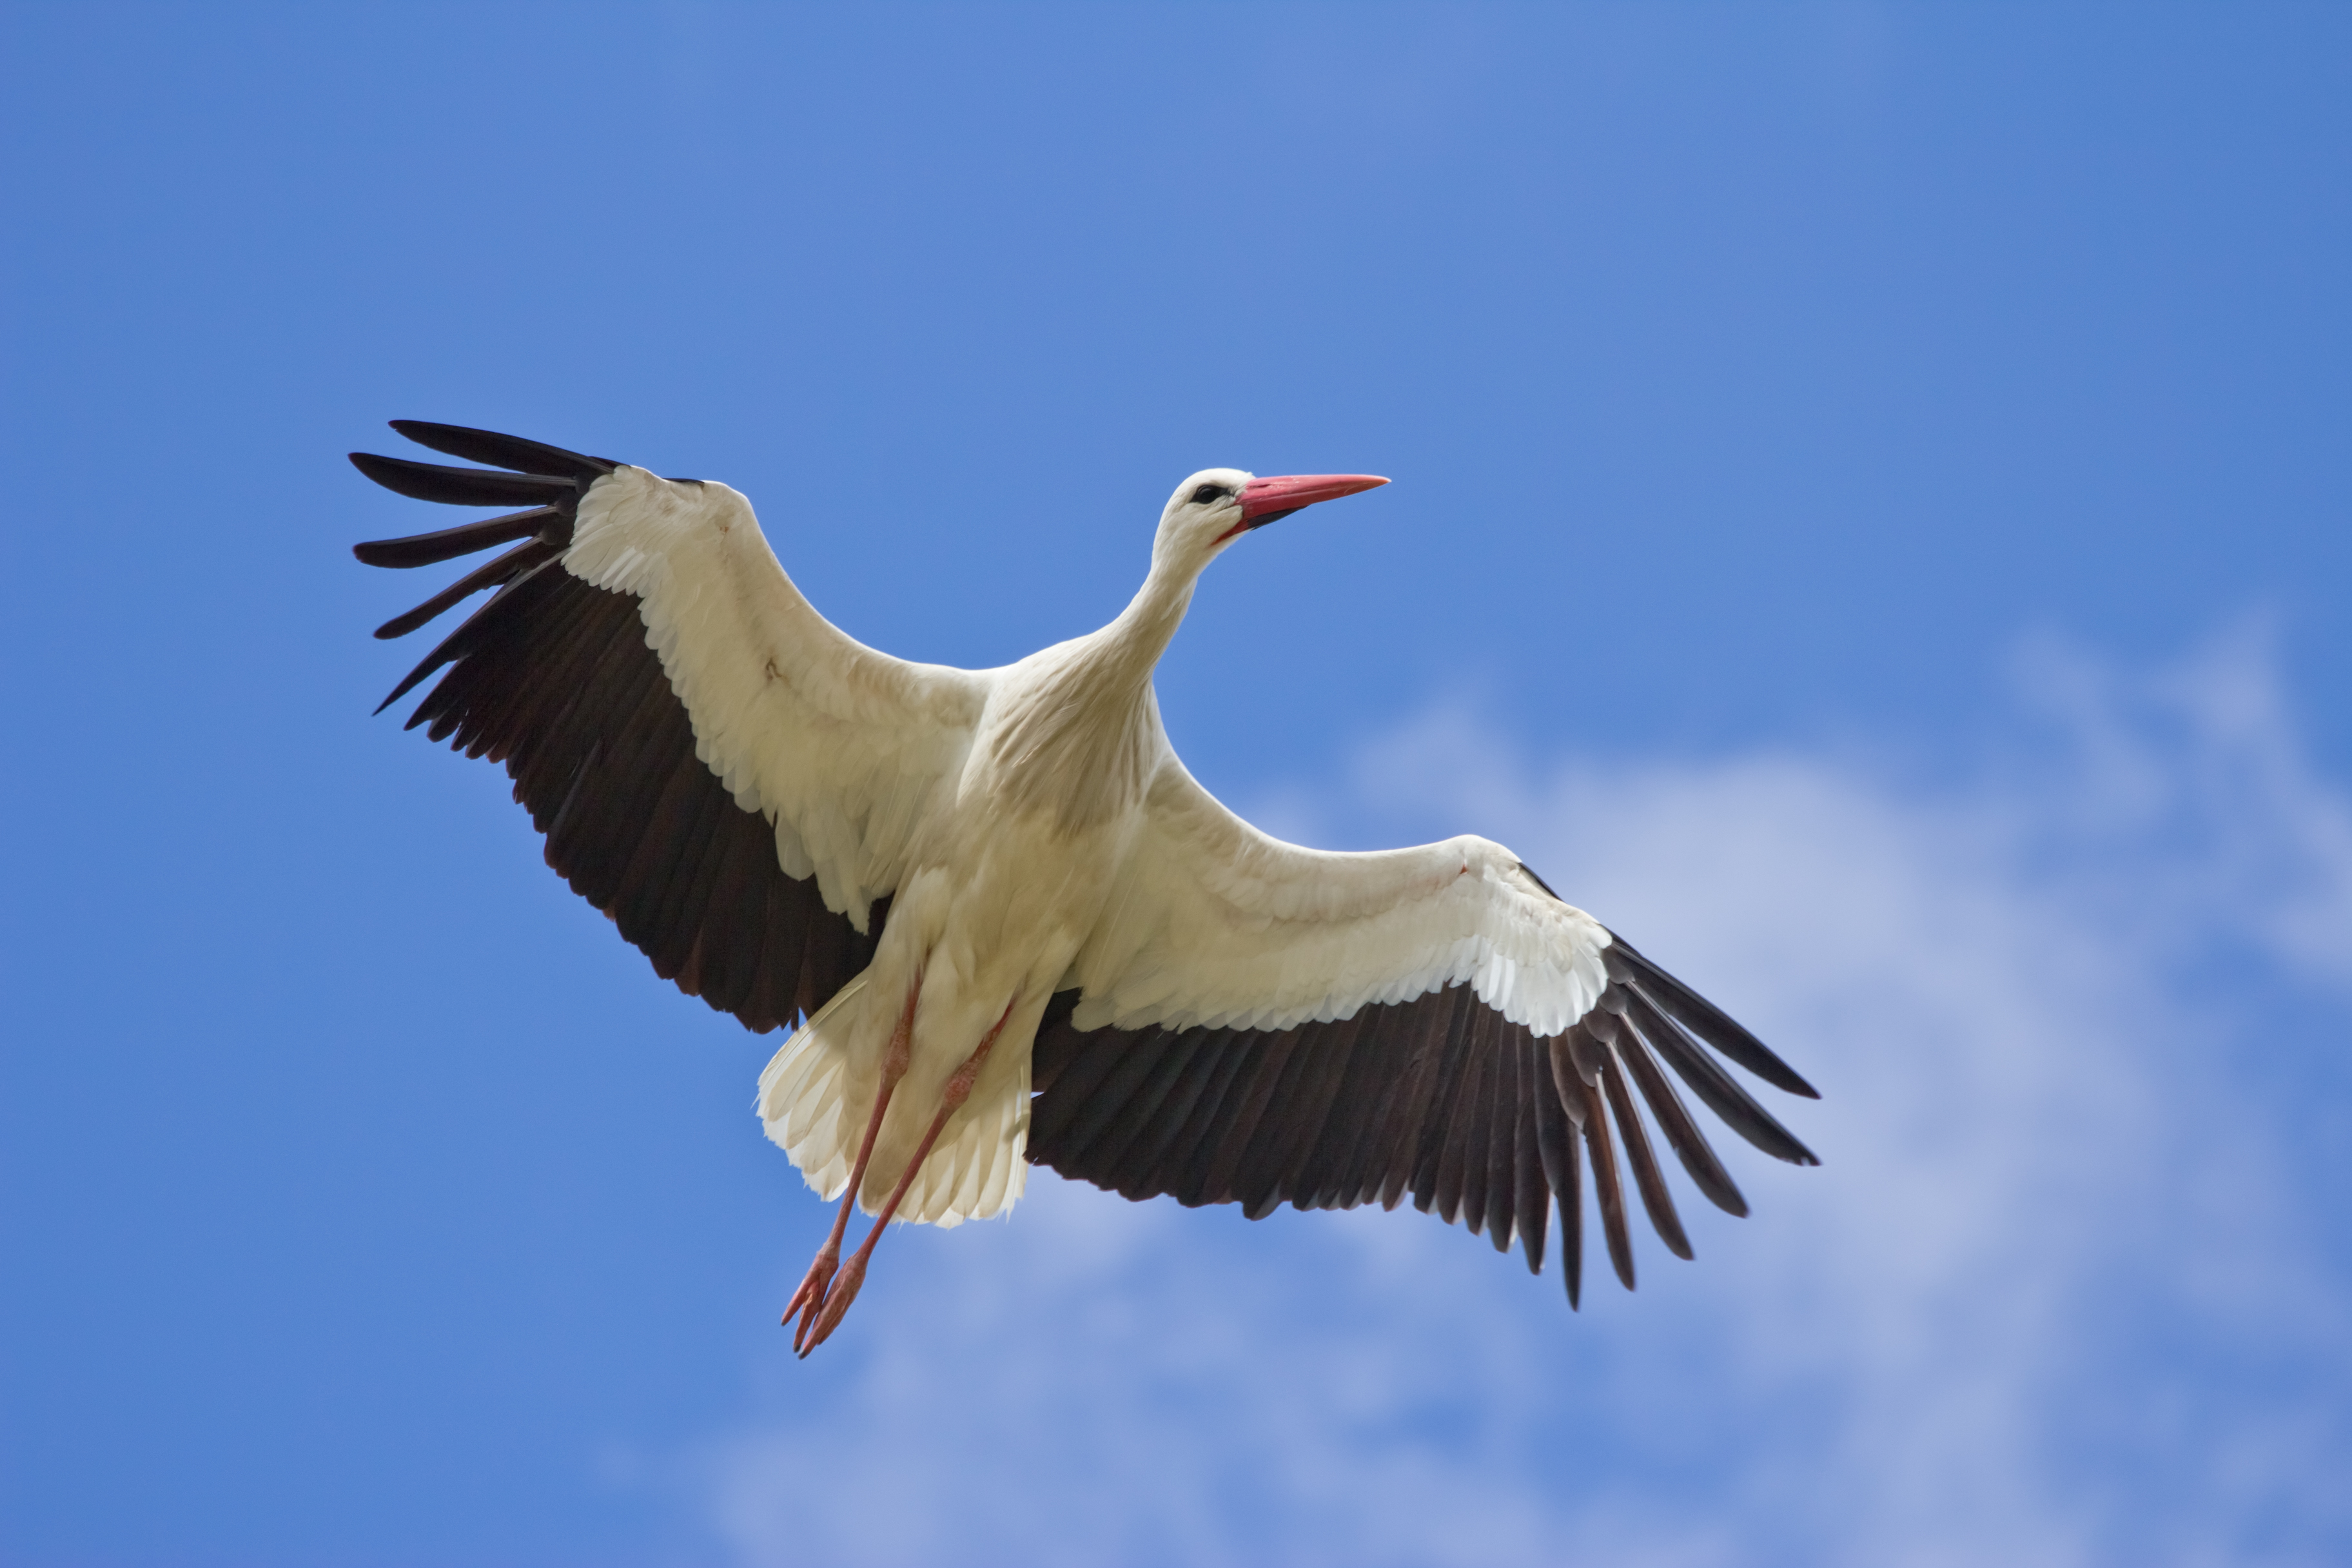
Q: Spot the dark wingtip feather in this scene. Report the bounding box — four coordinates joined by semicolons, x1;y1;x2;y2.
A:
1603;1053;1694;1261
389;420;619;482
1562;1208;1583;1308
1581;1079;1636;1291
1515;1046;1550;1277
352;505;559;570
1624;989;1821;1167
371;538;559;640
1609;935;1821;1099
350;451;581;509
374;558;562;715
1617;1026;1750;1218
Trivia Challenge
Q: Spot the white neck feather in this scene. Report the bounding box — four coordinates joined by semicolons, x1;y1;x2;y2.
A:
982;553;1204;830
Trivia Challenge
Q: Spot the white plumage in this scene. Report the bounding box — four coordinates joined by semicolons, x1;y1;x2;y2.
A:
353;423;1820;1353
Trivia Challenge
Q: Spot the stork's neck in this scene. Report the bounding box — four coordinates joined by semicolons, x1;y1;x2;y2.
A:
1093;554;1199;687
981;554;1199;832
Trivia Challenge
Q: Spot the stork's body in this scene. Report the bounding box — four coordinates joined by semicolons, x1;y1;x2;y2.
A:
801;525;1201;1229
761;629;1166;1341
351;425;1822;1353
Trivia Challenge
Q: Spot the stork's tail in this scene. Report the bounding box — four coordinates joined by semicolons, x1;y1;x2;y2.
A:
755;972;1032;1228
756;974;873;1204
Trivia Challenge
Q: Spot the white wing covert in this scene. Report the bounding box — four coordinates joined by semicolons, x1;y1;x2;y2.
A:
1066;759;1614;1037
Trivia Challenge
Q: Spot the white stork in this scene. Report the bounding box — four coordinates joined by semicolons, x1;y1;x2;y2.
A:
351;422;1819;1354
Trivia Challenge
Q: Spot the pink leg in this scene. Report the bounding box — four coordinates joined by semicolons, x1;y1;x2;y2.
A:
783;980;919;1352
798;1003;1016;1357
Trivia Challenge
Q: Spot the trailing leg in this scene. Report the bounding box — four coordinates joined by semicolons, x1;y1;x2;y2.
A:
784;979;919;1351
799;1001;1017;1355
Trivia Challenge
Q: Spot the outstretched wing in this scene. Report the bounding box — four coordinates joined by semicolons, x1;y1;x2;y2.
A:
351;421;988;1034
1030;759;1819;1302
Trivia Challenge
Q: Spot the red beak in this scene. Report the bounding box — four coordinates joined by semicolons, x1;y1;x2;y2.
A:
1231;473;1390;534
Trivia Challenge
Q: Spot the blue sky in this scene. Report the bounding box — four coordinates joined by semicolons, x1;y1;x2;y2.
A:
3;5;2348;1565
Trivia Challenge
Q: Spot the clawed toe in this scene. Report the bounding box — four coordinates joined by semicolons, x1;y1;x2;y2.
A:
799;1252;868;1357
783;1245;840;1351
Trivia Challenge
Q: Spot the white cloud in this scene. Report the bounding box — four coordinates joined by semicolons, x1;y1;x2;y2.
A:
676;632;2352;1568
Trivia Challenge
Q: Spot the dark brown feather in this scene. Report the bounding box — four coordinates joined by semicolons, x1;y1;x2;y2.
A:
1113;1032;1235;1197
1618;1025;1748;1217
1565;1018;1609;1088
1028;992;1085;1093
1059;1031;1184;1168
1373;995;1457;1211
373;538;558;637
1480;1008;1520;1250
747;873;814;1029
353;505;562;571
1559;1137;1585;1309
1232;1028;1331;1219
505;596;646;816
642;763;737;979
1028;1029;1133;1151
386;419;618;482
1371;1006;1445;1210
1156;1032;1261;1205
1295;1009;1386;1210
610;750;714;943
1514;1041;1549;1273
1582;1076;1636;1290
1430;1006;1489;1228
1533;1055;1580;1303
349;451;581;509
1623;987;1818;1166
691;815;773;1014
1609;937;1819;1097
1102;1033;1220;1197
1256;1013;1366;1213
1197;1031;1309;1210
380;555;548;709
1409;989;1480;1214
1603;1047;1693;1260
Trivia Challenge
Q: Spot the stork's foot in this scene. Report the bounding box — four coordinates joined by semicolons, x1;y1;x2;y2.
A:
790;997;1014;1359
783;1240;841;1351
799;1250;870;1357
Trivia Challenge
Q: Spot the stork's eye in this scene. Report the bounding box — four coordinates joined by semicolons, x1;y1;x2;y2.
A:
1190;483;1230;505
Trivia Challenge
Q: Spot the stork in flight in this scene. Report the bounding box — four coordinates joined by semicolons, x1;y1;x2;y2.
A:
351;422;1819;1354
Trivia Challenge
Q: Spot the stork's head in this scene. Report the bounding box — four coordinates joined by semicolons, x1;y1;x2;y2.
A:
1153;466;1389;573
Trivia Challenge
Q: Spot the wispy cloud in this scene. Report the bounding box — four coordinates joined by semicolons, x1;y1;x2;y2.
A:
678;631;2352;1568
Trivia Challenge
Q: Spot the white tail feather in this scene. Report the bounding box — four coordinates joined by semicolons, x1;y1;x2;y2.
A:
757;975;869;1203
756;973;1031;1227
891;1047;1030;1229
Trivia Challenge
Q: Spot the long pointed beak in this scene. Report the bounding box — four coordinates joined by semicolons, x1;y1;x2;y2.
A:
1237;473;1389;529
